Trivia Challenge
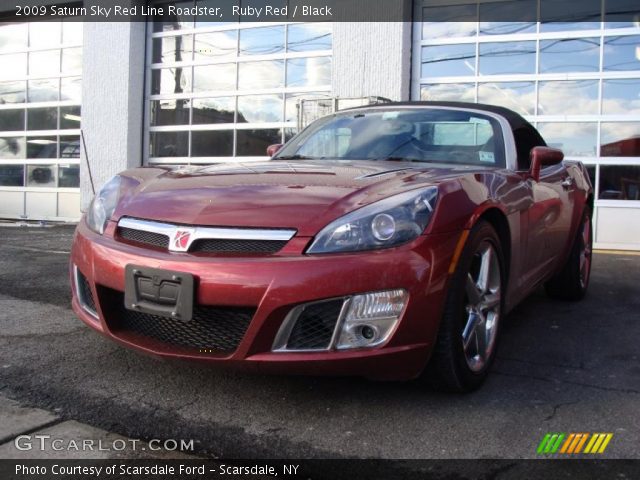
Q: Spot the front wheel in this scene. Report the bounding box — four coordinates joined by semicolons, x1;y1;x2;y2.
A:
545;206;593;301
425;221;505;392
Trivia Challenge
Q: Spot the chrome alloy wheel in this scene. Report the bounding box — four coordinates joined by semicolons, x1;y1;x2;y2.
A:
579;217;592;289
462;242;501;372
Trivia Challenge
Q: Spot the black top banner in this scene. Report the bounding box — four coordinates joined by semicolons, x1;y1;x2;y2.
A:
0;0;639;23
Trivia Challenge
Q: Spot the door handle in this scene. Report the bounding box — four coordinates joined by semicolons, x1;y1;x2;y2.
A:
561;177;574;189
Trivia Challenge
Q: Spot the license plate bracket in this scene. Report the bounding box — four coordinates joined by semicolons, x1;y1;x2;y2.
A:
124;265;194;322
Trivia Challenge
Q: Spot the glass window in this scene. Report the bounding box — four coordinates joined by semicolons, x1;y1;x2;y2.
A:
585;165;596;189
285;92;329;122
540;0;601;30
27;164;57;187
0;23;27;52
30;22;61;48
479;22;537;36
421;44;476;77
27;107;57;131
539;38;600;73
239;26;284;56
0;136;25;158
193;63;236;92
239;60;283;89
27;136;57;158
151;67;192;95
478;82;535;116
538;80;599;115
537;122;597;157
150;100;190;126
0;53;27;80
287;57;331;87
599;165;640;200
29;50;60;76
603;35;640;71
0;81;25;104
60;106;81;129
28;78;59;102
236;129;282;156
0;164;24;186
604;0;638;27
237;94;282;123
58;164;79;188
152;35;193;64
60;76;81;102
422;4;477;40
420;83;476;102
192;97;235;124
287;24;332;52
479;0;537;33
191;130;234;156
193;31;236;62
601;122;640;157
59;136;80;158
602;78;640;115
150;131;189;157
478;41;536;75
61;47;82;74
0;109;25;131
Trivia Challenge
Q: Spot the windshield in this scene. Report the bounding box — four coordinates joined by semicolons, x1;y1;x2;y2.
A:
276;108;506;168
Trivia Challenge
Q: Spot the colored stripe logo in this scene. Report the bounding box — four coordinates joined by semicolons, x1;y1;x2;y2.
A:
537;433;613;455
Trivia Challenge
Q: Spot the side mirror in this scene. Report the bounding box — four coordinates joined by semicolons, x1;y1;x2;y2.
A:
266;144;283;157
529;146;564;182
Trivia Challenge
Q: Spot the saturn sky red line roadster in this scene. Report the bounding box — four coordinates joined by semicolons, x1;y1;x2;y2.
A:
70;102;593;391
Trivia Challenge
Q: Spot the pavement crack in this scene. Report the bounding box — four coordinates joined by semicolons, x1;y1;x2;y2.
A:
496;355;585;371
544;400;579;421
493;370;640;395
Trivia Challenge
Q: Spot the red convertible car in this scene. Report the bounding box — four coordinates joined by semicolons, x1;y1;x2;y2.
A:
70;102;593;391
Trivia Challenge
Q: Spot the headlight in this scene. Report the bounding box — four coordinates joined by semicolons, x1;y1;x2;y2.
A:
86;175;125;234
307;187;438;254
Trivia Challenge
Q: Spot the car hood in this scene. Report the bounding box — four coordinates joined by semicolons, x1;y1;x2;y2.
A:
114;161;469;236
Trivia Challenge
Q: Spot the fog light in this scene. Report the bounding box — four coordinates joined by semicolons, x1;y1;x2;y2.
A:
336;289;407;350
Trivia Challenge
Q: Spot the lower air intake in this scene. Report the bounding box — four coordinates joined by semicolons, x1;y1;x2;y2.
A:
285;299;345;350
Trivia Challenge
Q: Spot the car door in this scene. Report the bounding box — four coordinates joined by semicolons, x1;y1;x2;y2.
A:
525;162;575;285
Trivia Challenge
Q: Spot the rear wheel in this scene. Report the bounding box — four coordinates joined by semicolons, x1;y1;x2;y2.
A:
545;206;592;301
426;221;505;392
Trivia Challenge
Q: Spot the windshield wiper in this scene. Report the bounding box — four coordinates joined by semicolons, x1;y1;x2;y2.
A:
274;154;315;160
378;157;432;163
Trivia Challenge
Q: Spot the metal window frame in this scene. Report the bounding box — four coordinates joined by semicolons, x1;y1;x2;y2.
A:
412;3;640;248
0;21;82;221
143;20;333;165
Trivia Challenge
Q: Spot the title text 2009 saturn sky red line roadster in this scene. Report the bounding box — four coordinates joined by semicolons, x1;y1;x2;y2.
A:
70;102;593;391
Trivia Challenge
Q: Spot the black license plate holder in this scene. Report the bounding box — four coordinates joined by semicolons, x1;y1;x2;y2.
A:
124;265;194;322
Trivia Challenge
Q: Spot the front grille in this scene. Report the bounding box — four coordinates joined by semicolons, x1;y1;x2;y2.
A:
118;227;170;249
286;299;345;350
76;269;97;315
102;289;254;353
190;239;287;254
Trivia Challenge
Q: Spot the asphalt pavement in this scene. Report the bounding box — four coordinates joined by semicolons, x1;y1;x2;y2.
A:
0;224;639;459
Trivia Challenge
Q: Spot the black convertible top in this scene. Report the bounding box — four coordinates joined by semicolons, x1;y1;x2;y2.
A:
354;100;547;168
355;101;532;133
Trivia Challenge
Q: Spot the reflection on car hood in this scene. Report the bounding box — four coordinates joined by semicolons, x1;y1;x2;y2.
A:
115;160;482;235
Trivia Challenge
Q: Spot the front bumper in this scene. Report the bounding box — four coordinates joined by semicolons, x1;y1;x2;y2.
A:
70;220;460;381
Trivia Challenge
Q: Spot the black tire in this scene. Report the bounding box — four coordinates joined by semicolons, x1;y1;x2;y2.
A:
544;206;593;301
425;221;506;393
